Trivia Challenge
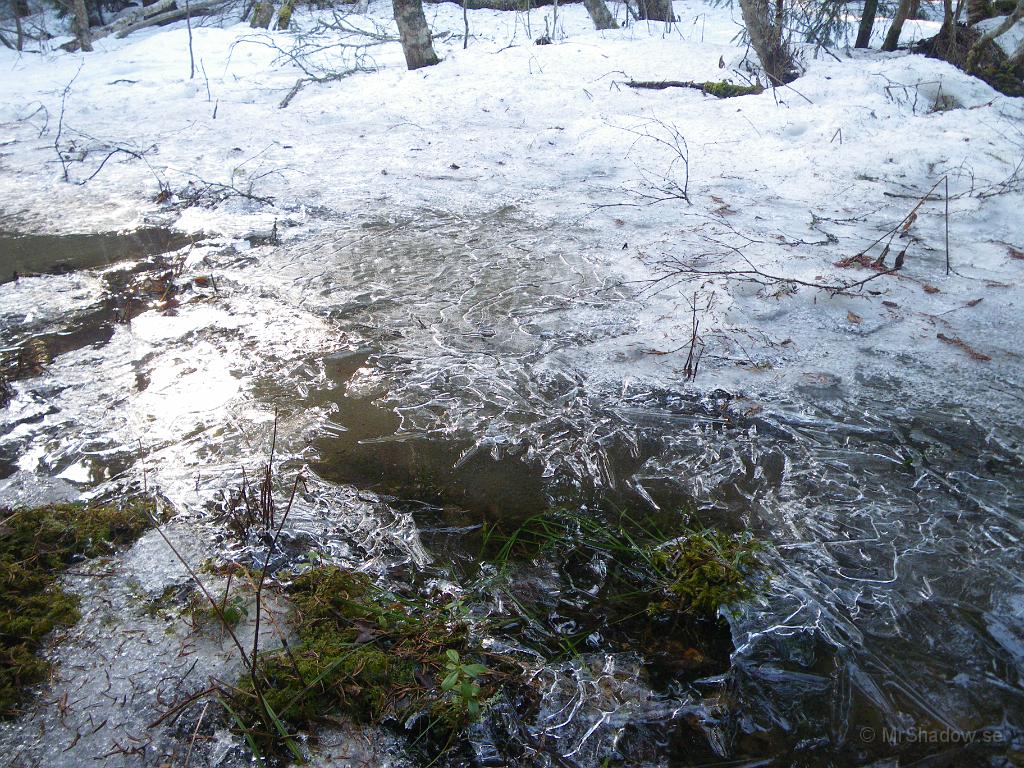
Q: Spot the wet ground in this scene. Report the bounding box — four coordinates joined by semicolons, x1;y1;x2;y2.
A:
0;214;1021;767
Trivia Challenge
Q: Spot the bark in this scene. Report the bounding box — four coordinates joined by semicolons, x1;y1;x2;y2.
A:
583;0;617;28
250;0;275;27
907;0;922;18
635;0;673;22
967;0;990;24
72;0;93;51
737;0;796;84
423;0;557;8
881;0;913;51
62;0;175;49
14;0;29;15
392;0;439;70
855;0;878;47
113;0;220;38
276;0;295;28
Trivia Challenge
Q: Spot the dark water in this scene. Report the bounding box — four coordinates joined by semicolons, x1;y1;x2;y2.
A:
306;347;1024;768
0;227;193;283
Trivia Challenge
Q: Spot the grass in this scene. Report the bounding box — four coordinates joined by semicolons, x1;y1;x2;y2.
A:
0;500;154;717
226;565;507;760
482;508;767;622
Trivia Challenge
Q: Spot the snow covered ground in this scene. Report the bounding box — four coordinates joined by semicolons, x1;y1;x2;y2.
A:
1;0;1023;765
1;0;1022;425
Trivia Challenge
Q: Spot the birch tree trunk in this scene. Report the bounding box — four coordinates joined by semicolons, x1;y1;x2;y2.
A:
71;0;93;51
881;0;913;51
393;0;440;70
855;0;878;48
737;0;795;84
583;0;617;29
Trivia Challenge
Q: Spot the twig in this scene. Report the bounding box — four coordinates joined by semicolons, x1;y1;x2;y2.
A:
945;176;950;276
55;62;84;184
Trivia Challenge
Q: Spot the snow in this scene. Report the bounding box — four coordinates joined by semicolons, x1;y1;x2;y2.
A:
1;4;1021;428
978;13;1024;57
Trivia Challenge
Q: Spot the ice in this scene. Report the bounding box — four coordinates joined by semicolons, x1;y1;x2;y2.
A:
1;0;1022;763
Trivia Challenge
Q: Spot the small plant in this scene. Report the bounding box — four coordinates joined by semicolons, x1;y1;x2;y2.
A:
648;527;766;618
441;649;487;719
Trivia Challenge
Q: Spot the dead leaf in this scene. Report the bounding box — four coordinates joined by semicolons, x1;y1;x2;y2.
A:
847;311;862;324
965;298;983;307
882;300;898;308
936;333;991;361
1008;245;1024;260
901;211;918;233
923;284;940;294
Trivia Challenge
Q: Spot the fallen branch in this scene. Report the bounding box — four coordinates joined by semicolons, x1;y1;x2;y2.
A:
623;80;763;97
115;0;224;39
60;0;225;50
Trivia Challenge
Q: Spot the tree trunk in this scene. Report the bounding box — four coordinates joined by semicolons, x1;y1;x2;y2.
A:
967;0;990;25
72;0;93;51
881;0;913;51
636;0;673;22
250;0;275;27
907;0;922;18
393;0;440;70
276;0;295;28
583;0;617;28
737;0;795;84
856;0;878;47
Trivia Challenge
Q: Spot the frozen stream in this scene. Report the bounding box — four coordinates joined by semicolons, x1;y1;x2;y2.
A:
0;206;1021;767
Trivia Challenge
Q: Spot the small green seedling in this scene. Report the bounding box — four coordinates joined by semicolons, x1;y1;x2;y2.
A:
440;650;487;718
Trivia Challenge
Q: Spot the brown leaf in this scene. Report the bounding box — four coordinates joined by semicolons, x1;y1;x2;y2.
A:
966;298;983;307
923;284;940;294
1008;246;1024;260
901;211;918;233
882;300;898;308
936;333;991;361
847;311;863;324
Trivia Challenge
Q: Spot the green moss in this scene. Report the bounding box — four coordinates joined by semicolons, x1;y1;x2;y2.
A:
231;566;487;751
648;528;765;618
184;590;248;632
701;81;763;98
0;501;154;717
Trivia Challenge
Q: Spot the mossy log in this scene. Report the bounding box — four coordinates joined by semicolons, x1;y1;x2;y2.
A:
625;79;764;97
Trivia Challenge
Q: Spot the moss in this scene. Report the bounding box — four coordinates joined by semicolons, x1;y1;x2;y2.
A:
701;81;763;98
232;566;487;750
184;590;248;632
0;501;154;717
648;528;766;618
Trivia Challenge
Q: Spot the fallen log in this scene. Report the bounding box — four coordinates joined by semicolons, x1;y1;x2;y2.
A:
624;80;763;97
60;0;222;50
115;0;224;38
424;0;573;9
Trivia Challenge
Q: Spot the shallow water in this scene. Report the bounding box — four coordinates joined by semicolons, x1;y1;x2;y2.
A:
0;227;193;283
0;210;1021;767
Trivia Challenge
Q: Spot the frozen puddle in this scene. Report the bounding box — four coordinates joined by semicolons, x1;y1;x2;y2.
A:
0;208;1021;766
